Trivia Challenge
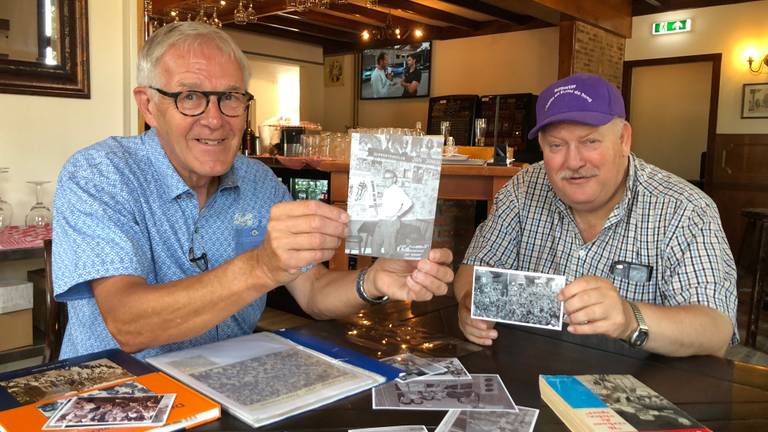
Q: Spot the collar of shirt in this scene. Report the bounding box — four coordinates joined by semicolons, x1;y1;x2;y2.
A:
143;128;241;202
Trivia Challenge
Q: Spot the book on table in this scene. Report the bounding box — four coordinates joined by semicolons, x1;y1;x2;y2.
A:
146;329;401;429
0;349;220;431
539;374;711;432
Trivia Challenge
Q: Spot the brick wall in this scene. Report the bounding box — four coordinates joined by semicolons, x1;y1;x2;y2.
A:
568;21;626;89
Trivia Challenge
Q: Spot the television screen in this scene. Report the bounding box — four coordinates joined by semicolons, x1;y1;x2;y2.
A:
360;41;431;100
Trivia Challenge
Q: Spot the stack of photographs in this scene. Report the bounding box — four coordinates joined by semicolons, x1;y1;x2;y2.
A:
434;408;539;432
471;267;565;331
345;133;443;260
373;374;515;411
42;394;175;430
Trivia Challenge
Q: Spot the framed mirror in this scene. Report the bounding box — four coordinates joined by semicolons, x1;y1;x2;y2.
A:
0;0;89;98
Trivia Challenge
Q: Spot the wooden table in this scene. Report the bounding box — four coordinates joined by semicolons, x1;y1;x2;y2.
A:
317;160;522;270
197;298;768;431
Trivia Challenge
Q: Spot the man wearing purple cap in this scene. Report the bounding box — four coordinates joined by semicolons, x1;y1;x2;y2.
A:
454;73;736;357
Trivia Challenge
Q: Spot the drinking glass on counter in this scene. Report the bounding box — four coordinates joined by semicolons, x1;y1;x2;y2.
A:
475;118;487;146
25;181;52;227
444;136;457;157
0;167;12;229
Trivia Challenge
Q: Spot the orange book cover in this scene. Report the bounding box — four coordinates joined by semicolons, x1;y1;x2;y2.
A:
0;364;220;432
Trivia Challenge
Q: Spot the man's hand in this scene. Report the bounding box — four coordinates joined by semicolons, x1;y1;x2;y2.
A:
365;248;454;302
559;276;635;340
253;200;348;288
457;289;497;346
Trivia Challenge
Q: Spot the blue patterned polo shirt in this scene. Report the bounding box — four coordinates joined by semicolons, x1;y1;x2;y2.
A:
464;154;738;344
53;129;291;359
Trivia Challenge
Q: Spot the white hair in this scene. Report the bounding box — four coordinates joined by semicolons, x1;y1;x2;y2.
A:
137;22;250;88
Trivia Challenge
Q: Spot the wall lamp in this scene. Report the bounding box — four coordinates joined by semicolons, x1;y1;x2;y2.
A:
747;54;768;73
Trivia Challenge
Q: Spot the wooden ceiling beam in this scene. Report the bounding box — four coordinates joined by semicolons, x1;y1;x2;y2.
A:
288;9;370;33
513;0;632;37
224;22;354;51
327;2;446;38
437;0;534;25
257;15;359;41
375;0;479;29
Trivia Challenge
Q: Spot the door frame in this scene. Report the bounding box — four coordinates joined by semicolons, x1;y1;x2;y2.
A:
622;53;722;193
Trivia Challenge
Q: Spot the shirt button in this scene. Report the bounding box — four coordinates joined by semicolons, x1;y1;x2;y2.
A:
578;250;586;257
251;229;259;236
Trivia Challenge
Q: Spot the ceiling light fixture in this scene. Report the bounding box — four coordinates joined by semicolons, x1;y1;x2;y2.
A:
360;13;423;42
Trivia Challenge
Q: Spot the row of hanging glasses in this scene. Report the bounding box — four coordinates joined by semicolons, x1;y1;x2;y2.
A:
0;168;52;229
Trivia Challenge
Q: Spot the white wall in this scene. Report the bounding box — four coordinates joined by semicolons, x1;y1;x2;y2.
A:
0;1;136;280
626;0;768;134
226;29;325;126
328;27;560;130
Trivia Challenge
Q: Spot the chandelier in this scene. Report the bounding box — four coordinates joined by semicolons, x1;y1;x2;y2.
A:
145;1;231;32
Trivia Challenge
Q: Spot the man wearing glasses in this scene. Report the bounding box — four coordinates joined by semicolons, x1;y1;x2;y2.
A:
454;73;736;357
52;22;453;360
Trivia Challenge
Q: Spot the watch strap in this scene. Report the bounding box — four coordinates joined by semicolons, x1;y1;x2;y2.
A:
627;301;649;347
356;268;389;305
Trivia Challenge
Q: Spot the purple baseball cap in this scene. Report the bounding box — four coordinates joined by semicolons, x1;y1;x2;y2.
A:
528;73;626;140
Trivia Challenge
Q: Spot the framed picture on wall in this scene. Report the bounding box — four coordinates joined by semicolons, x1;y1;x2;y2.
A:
325;56;344;87
741;83;768;118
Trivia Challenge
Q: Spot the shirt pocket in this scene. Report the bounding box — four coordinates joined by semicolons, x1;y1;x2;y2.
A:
611;276;656;304
234;224;266;255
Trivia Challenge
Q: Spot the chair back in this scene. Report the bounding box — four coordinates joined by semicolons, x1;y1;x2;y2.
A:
43;239;67;362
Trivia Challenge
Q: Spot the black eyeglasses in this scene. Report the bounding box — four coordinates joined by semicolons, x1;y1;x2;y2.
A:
188;227;209;272
151;87;254;117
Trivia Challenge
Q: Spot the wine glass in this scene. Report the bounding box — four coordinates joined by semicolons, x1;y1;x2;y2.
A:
246;1;258;23
25;181;52;227
234;1;247;25
0;167;12;229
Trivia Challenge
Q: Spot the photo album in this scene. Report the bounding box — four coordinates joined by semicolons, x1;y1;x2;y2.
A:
146;331;400;429
345;133;443;260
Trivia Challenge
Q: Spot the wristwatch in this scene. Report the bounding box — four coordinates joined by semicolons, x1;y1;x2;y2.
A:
626;301;649;348
355;268;389;305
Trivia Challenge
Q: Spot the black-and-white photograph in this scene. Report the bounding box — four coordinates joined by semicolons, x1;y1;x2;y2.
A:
381;353;446;382
350;426;428;432
373;374;517;411
345;133;443;260
414;358;470;380
579;375;703;430
189;347;356;408
37;381;153;418
0;359;134;405
44;394;174;429
435;408;539;432
471;267;565;330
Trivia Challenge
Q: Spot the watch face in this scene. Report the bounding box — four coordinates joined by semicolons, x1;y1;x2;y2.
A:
631;329;649;347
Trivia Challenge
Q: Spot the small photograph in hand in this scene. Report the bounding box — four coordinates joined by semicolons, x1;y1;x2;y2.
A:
471;267;565;330
43;394;175;429
381;353;446;382
345;133;443;260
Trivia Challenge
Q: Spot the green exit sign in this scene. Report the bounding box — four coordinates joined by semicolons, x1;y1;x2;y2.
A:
652;19;692;35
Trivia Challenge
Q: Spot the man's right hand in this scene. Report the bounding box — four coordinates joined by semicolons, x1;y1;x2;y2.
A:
458;289;498;346
252;200;349;288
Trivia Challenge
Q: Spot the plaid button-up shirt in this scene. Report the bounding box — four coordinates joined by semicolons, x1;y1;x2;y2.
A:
464;154;738;343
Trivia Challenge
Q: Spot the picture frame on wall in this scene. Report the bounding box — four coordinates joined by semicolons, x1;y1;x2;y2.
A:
741;83;768;118
325;56;344;87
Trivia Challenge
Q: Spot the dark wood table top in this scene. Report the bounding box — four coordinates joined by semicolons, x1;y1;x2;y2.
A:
198;299;768;431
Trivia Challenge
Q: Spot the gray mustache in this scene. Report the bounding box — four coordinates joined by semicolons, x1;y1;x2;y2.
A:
558;169;599;180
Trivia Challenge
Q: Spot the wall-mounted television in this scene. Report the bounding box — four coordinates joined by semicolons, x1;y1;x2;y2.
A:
360;41;431;100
